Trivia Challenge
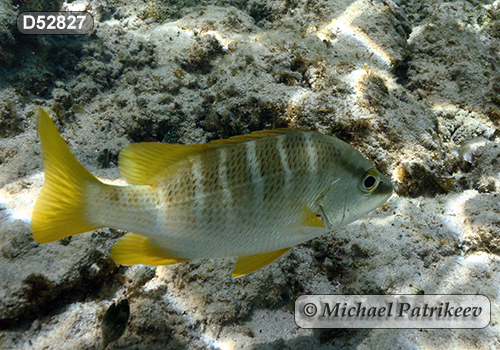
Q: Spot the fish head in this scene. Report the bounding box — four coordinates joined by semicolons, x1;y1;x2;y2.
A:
317;147;393;231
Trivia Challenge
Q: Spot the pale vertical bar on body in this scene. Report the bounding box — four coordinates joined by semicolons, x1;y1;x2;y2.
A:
217;147;234;223
191;153;206;211
245;141;264;205
277;135;291;193
304;132;318;187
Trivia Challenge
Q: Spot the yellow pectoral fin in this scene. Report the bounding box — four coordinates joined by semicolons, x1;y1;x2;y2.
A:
279;205;326;238
110;233;189;266
301;205;325;228
232;248;291;278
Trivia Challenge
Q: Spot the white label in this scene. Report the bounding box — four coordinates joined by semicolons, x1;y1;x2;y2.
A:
295;295;490;329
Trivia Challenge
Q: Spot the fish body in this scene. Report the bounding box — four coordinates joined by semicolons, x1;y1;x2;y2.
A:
32;108;393;277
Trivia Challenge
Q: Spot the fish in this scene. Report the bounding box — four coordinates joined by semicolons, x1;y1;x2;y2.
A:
31;107;393;277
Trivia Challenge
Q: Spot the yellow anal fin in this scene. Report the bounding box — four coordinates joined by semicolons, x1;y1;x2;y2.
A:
110;233;189;266
301;205;325;228
31;107;103;243
232;248;291;278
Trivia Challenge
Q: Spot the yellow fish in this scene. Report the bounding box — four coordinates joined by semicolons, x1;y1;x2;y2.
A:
31;108;393;277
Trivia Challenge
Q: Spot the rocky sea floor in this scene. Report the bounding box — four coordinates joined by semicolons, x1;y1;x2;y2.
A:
1;0;500;349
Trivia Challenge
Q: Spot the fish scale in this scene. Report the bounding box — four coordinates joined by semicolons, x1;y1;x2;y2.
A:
97;132;326;257
31;108;393;277
101;134;312;254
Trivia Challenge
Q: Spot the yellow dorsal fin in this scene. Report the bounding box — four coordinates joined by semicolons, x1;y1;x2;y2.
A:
110;233;189;266
232;248;291;278
208;128;301;146
118;128;306;185
301;205;325;228
118;143;198;185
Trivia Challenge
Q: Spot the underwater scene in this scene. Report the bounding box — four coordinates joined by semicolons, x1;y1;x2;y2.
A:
1;0;500;349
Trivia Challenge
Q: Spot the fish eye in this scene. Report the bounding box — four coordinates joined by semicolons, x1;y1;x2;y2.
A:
360;168;380;193
364;175;376;188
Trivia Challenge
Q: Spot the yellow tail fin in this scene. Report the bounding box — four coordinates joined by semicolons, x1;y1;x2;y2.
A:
31;107;103;243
